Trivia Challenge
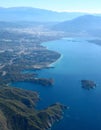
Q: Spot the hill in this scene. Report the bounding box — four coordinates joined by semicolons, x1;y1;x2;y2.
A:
0;86;67;130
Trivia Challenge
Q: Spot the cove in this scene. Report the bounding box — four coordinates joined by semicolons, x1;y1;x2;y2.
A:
12;37;101;130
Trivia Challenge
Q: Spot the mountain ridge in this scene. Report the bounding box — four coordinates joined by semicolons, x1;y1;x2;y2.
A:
52;14;101;37
0;7;88;22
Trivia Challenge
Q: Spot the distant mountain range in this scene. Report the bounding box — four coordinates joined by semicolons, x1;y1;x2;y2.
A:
53;15;101;37
0;7;88;22
0;7;101;37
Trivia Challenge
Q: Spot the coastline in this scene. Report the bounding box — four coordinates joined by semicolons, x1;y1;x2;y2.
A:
49;54;63;67
41;40;63;68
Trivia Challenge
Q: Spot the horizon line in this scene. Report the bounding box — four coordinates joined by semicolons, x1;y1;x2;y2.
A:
0;6;101;14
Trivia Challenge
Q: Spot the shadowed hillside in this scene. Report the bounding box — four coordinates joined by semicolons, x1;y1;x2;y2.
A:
53;15;101;37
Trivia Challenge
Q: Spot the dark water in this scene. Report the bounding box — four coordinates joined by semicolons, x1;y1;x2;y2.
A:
13;38;101;130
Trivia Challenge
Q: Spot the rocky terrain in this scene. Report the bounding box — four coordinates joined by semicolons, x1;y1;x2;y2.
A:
0;86;68;130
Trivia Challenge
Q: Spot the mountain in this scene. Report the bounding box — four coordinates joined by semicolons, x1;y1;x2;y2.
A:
0;86;67;130
53;15;101;36
0;7;88;22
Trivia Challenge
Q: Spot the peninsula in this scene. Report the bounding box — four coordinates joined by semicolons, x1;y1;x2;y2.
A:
0;23;62;86
0;86;68;130
0;22;67;130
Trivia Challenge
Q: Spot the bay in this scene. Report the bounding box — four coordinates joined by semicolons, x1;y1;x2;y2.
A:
13;37;101;130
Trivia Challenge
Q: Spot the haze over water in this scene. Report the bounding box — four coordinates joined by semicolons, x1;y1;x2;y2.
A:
13;38;101;130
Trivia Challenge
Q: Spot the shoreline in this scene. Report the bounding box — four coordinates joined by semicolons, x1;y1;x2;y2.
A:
41;40;63;68
49;54;63;67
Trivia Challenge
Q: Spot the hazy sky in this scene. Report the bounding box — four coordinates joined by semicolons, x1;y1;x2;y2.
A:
0;0;101;13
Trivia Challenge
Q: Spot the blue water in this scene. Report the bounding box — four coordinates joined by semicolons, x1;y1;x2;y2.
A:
13;38;101;130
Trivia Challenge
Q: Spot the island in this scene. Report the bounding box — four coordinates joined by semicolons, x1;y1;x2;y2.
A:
0;86;68;130
81;80;96;90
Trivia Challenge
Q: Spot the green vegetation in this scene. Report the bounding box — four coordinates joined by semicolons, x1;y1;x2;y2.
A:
0;86;67;130
0;23;67;130
0;26;61;86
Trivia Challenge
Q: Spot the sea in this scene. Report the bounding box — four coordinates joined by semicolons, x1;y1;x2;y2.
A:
12;37;101;130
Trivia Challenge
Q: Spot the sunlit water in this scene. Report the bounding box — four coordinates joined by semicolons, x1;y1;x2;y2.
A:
13;38;101;130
